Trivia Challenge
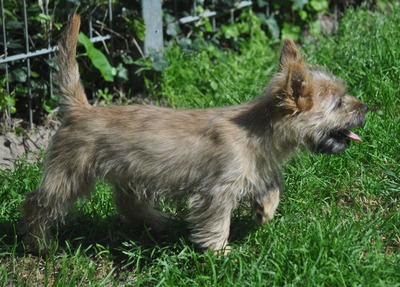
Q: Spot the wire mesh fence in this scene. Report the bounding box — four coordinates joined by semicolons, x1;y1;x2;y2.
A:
0;0;113;129
1;1;254;129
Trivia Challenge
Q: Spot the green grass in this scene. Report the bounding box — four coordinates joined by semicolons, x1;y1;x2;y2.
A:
1;6;400;286
158;10;278;108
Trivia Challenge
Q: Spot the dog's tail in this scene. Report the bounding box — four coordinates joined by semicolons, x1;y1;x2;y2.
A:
57;13;91;117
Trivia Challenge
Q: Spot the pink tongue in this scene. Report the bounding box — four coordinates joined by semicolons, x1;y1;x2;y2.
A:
346;131;363;142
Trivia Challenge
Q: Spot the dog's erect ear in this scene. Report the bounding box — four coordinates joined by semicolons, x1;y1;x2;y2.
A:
283;62;313;112
279;38;303;71
278;38;312;112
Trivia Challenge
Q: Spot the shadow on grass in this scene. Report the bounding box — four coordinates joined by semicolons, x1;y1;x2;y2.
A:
1;209;257;270
0;219;20;247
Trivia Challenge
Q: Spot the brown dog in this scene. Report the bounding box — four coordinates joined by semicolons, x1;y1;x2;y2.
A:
22;14;368;254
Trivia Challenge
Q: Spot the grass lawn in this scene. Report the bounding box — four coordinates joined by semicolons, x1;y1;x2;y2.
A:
1;6;399;287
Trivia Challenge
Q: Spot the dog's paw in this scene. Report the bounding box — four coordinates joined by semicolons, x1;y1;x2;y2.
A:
212;245;233;257
253;202;275;225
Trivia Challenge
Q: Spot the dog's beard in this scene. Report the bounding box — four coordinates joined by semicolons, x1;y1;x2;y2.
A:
310;116;367;154
312;131;353;154
312;127;365;154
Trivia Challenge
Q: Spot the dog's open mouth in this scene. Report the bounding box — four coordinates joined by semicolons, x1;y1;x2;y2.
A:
312;126;365;154
337;129;363;142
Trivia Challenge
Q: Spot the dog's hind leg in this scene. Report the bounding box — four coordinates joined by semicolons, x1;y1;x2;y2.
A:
22;162;95;254
114;186;173;233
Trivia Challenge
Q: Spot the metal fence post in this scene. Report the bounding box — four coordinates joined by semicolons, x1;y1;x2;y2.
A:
22;0;33;129
141;0;163;55
0;0;12;128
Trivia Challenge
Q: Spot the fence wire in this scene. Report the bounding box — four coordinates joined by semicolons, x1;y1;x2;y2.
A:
1;1;252;129
0;0;113;129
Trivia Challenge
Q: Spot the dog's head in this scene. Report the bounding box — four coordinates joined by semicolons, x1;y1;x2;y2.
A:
276;38;368;154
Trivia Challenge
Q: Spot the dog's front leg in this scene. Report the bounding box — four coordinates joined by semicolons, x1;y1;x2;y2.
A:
186;192;235;253
252;186;281;225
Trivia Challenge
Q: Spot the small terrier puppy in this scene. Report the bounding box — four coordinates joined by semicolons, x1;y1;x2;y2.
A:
22;14;368;254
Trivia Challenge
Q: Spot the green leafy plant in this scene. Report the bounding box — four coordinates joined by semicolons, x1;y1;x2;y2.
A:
256;0;329;40
1;0;394;126
0;79;16;115
157;10;276;108
97;87;114;105
42;93;59;115
78;32;116;82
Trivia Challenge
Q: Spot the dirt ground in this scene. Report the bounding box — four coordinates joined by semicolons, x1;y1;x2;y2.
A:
0;119;59;170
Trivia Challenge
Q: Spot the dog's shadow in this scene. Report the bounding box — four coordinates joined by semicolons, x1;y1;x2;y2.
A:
2;209;256;268
59;210;256;256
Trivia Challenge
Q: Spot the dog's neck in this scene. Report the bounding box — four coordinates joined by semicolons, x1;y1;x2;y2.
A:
231;91;299;163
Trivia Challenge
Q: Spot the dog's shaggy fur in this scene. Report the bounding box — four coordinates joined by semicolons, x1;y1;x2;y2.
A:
22;14;368;253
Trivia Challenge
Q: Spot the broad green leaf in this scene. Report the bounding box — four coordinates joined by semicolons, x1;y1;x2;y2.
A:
78;32;114;82
293;0;308;10
166;22;180;36
222;25;240;39
133;19;145;41
36;13;52;22
310;0;328;12
299;10;308;21
266;15;280;39
151;53;169;72
210;81;218;91
5;96;16;114
204;20;214;33
281;23;301;40
11;68;27;82
309;20;322;36
116;64;129;81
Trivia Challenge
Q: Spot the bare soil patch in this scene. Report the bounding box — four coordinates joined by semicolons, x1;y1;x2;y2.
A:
0;119;59;170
